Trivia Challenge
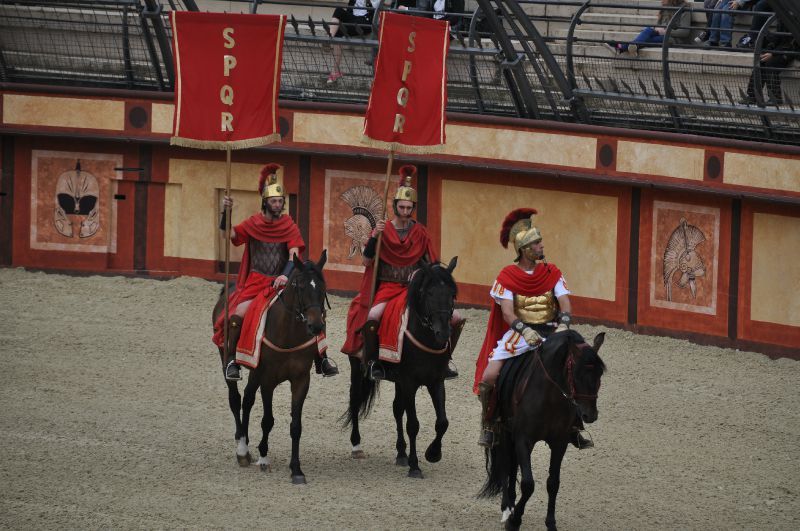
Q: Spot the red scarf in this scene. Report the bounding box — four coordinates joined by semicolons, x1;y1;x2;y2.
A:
341;221;436;355
473;263;562;393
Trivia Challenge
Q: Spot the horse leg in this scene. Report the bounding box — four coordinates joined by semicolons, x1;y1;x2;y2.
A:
501;436;518;524
424;380;448;464
402;385;423;479
393;385;408;467
506;440;534;531
235;378;259;467
349;356;365;459
288;374;310;484
544;442;568;531
255;383;275;473
226;380;243;440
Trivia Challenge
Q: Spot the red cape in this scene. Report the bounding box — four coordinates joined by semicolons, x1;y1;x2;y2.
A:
341;221;436;355
212;213;305;347
472;263;562;393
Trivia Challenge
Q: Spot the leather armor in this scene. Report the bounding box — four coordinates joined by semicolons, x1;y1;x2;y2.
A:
249;240;289;276
378;260;417;285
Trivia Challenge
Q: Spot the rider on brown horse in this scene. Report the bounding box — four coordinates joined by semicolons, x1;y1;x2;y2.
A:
213;163;338;381
474;208;590;449
341;165;463;381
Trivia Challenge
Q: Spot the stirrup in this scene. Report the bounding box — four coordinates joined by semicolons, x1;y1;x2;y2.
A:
225;360;242;381
571;430;594;450
367;360;385;381
444;360;459;380
478;429;495;448
320;357;339;377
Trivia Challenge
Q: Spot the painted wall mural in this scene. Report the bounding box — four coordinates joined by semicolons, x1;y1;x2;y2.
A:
323;170;387;272
650;201;720;315
30;150;121;253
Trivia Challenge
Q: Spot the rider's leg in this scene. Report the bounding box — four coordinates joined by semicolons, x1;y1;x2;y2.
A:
444;311;465;380
224;301;250;381
478;360;503;447
364;303;387;381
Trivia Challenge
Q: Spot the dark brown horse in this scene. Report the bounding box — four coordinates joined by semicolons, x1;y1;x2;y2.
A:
479;330;606;530
212;251;328;484
343;257;458;478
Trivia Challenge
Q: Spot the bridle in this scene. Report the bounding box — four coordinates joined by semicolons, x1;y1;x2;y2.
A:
276;267;330;325
535;340;601;407
410;266;455;350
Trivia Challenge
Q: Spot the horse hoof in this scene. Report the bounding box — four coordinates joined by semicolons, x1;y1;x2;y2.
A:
236;453;251;467
351;450;366;459
395;456;408;467
407;469;424;479
504;519;520;531
291;475;307;485
424;447;442;463
259;463;272;472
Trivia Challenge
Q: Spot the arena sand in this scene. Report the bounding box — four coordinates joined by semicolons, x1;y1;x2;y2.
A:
0;268;797;529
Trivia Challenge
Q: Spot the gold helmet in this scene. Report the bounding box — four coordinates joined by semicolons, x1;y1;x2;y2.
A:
258;163;284;199
500;208;542;257
394;165;418;203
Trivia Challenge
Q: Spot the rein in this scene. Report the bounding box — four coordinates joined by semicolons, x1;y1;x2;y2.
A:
262;335;318;353
265;266;328;352
404;330;449;354
535;340;599;406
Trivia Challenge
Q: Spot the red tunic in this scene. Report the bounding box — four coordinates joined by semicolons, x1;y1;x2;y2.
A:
341;221;437;356
212;213;305;347
472;262;562;393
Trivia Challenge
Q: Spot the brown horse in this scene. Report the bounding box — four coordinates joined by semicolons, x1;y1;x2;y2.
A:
212;251;328;484
479;330;606;530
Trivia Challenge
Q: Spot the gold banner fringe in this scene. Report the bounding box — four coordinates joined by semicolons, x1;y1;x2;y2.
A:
170;133;281;150
360;136;445;155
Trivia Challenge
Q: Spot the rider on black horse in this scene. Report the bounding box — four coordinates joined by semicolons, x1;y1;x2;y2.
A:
341;165;464;381
474;208;592;449
212;163;338;381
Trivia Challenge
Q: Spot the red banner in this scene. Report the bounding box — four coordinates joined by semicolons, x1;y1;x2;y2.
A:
170;11;285;150
362;12;449;153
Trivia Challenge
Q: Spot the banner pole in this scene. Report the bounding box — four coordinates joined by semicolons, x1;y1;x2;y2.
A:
368;149;394;308
223;145;233;362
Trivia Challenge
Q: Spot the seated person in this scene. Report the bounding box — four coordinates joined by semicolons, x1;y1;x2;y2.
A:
327;0;379;84
605;0;691;57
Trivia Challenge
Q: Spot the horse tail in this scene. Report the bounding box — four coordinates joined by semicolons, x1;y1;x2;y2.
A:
339;367;381;428
478;430;511;498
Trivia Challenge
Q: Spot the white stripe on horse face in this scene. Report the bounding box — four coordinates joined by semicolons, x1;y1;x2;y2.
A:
311;280;316;289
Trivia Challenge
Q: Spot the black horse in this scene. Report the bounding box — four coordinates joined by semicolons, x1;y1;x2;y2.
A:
343;257;458;478
479;330;606;530
212;251;328;484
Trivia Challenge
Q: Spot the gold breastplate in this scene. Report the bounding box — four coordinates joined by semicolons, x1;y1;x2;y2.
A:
513;291;558;324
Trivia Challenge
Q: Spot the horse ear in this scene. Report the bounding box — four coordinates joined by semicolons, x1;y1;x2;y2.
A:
446;256;458;273
593;332;605;351
293;253;304;269
318;249;328;270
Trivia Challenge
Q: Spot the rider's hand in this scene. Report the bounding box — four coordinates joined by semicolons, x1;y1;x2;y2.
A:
273;275;288;289
223;195;233;209
555;323;569;333
521;326;543;347
371;219;386;237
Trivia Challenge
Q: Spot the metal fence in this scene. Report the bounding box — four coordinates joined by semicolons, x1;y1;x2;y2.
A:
1;0;798;144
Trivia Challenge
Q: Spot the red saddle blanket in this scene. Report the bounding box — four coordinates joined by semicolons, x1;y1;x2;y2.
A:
378;291;409;363
235;292;327;369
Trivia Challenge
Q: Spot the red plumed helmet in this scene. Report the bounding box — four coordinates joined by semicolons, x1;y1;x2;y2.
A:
258;163;282;195
395;165;418;203
500;208;538;248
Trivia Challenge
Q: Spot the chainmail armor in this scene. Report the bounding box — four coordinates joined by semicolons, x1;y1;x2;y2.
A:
249;240;289;276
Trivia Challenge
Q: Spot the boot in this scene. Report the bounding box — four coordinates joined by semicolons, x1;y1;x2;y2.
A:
362;319;384;381
315;354;339;377
571;417;594;449
444;319;466;380
224;315;244;381
477;382;496;448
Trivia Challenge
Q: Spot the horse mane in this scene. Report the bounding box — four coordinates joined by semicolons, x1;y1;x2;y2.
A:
541;329;606;373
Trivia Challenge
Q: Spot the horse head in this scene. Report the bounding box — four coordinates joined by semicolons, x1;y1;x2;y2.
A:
409;256;458;346
566;331;606;424
285;250;328;337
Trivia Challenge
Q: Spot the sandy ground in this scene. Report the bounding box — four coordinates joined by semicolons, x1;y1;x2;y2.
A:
0;267;798;530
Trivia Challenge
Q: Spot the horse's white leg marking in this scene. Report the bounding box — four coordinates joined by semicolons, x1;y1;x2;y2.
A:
256;455;271;467
236;436;249;457
501;508;512;523
352;444;362;453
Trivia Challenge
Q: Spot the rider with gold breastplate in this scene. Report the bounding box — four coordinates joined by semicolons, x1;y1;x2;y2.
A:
341;165;464;381
474;208;590;449
212;163;338;381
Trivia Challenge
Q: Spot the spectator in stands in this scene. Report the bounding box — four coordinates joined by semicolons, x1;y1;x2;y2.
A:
740;22;798;106
418;0;466;38
736;0;773;48
605;0;691;57
694;0;718;44
704;0;756;48
327;0;379;84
